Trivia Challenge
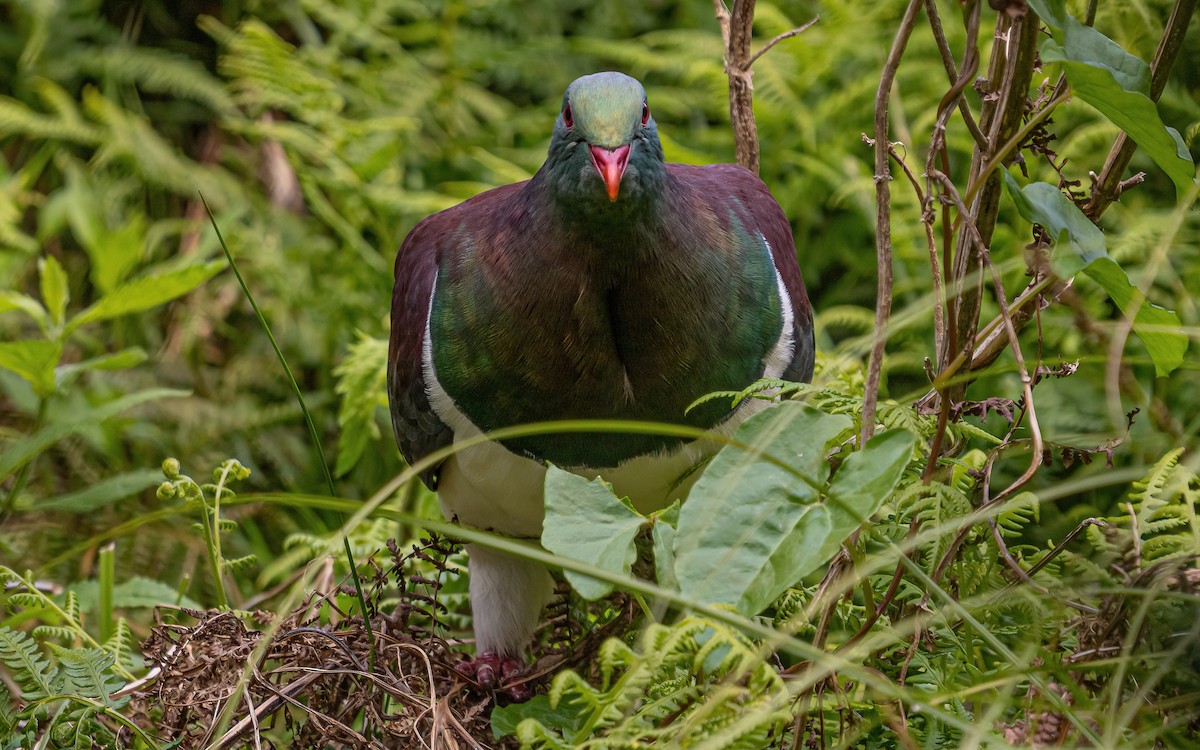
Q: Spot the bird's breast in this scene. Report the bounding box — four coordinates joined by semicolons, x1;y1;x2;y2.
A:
427;225;784;468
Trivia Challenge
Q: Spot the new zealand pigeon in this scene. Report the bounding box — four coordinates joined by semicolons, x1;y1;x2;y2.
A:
388;72;813;693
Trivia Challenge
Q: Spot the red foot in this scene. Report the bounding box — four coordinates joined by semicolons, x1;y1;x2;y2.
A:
465;653;533;701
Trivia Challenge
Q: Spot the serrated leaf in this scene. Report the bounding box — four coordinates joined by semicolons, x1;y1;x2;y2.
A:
38;256;68;327
47;646;124;708
1029;0;1196;197
64;168;147;294
0;290;48;326
71;576;200;612
0;340;61;397
673;402;851;615
1003;172;1186;375
68;260;223;330
542;466;645;600
0;626;57;701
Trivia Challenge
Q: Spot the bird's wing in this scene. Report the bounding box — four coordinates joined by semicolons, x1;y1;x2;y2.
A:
690;163;815;383
387;183;527;489
387;212;451;489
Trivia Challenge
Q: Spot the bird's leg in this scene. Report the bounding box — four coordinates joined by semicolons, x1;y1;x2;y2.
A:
463;543;553;696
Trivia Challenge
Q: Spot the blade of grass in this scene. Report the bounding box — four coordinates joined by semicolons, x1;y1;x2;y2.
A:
200;194;376;670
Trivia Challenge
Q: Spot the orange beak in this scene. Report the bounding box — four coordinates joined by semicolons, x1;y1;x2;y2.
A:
589;144;631;202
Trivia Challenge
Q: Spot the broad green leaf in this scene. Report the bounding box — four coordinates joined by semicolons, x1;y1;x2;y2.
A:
37;256;68;327
491;694;585;739
1029;0;1196;197
0;388;189;481
70;575;200;612
0;340;61;397
811;429;916;568
1002;172;1104;278
69;260;223;330
1081;258;1187;376
651;501;681;592
1003;171;1186;376
542;466;645;600
30;469;162;512
673;402;851;615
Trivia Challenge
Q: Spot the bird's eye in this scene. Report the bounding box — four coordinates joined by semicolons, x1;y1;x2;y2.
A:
641;102;650;125
563;104;573;129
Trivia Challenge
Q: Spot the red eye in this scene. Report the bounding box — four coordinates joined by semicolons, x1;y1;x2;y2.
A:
641;103;650;125
563;104;573;129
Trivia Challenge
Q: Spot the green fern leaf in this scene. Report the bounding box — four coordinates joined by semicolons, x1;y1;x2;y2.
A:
0;626;57;701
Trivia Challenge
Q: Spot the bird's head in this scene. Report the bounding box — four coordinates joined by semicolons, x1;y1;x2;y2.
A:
546;72;665;207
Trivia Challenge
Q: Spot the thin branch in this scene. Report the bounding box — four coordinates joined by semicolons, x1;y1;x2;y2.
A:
939;11;1039;409
877;137;945;358
923;0;986;148
714;1;818;173
747;16;820;67
931;167;1044;503
861;0;924;445
714;0;760;173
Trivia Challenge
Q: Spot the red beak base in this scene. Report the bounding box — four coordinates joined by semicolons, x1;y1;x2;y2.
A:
589;144;631;202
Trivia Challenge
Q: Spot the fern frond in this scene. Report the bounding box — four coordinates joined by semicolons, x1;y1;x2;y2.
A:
102;618;135;670
0;626;57;701
996;492;1040;538
334;333;389;475
532;618;788;748
46;646;128;710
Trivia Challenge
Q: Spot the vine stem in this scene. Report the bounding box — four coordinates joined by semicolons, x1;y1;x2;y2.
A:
3;395;48;514
860;0;923;445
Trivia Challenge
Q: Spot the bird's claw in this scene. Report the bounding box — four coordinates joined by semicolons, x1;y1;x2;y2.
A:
467;653;532;701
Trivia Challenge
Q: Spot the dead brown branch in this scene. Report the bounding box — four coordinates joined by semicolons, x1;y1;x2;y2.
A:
860;0;924;445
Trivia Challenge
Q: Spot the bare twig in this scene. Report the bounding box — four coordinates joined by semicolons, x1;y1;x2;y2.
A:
747;17;820;67
714;0;760;173
938;10;1039;408
931;168;1044;502
916;0;1196;411
714;1;818;173
861;0;924;444
923;0;985;150
877;138;946;365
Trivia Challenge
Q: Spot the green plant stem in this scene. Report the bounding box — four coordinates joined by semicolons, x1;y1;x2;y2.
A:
204;464;234;610
3;395;48;514
98;542;115;643
201;194;375;669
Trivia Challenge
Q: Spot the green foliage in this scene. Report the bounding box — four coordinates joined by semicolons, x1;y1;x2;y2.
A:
156;457;253;609
505;617;789;748
333;333;390;476
1;0;1198;746
1086;448;1200;566
542;469;645;600
1003;170;1187;376
1030;0;1196;195
0;626;134;750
